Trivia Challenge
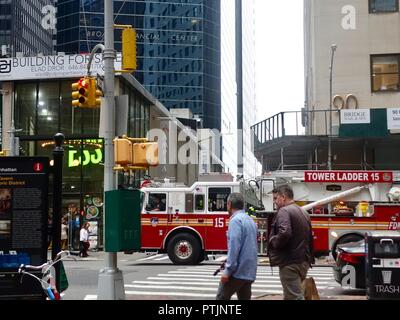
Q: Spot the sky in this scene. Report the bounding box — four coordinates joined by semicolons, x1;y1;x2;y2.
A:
254;0;305;121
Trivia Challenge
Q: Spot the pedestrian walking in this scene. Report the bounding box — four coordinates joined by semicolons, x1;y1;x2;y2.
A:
268;185;314;300
216;193;258;300
79;222;91;257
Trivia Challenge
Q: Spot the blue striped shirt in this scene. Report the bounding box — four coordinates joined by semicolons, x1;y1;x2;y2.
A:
224;210;258;281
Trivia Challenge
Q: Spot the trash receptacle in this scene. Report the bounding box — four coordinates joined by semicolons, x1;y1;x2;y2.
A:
366;231;400;300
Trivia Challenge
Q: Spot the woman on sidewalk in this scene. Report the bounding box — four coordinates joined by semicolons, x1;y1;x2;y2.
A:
79;222;91;257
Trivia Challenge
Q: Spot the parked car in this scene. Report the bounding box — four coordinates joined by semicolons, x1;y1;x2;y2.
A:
333;239;366;289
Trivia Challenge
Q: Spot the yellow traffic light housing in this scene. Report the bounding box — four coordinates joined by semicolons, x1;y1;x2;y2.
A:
113;136;159;171
114;24;137;73
71;77;89;107
122;27;137;72
87;77;102;108
72;77;102;108
132;142;159;167
114;137;133;166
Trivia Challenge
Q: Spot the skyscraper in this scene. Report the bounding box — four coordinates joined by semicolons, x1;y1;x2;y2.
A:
220;0;260;177
0;0;55;57
57;0;221;130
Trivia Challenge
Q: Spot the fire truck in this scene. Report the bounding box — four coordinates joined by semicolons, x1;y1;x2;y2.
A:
139;174;263;265
259;170;400;259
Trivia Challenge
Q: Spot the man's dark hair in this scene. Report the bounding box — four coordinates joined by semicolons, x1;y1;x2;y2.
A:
227;193;244;210
272;185;294;199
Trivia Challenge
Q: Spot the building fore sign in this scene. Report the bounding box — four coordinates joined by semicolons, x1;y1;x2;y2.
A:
0;53;122;81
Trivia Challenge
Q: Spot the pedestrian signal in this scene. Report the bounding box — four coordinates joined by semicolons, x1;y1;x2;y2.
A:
113;137;159;170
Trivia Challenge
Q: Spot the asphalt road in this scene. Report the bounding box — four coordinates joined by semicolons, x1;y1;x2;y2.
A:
60;251;367;300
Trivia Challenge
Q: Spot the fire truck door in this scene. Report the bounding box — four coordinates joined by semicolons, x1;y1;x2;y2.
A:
205;187;231;251
141;192;169;249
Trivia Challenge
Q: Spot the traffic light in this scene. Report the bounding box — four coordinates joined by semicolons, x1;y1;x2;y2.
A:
113;137;159;170
122;27;137;72
71;77;89;107
87;77;102;108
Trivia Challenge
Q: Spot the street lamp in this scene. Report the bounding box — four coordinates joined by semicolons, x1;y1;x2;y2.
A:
328;44;337;170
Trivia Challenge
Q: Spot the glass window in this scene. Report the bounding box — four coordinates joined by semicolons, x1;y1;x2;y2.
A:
369;0;399;13
371;55;400;92
37;82;60;135
208;187;231;212
60;81;75;135
185;193;193;212
15;83;37;135
195;194;205;211
147;193;167;212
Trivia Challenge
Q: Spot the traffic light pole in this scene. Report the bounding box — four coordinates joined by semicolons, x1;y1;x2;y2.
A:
97;0;126;300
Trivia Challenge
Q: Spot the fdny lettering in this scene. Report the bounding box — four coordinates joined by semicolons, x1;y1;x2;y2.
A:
388;221;400;230
375;285;400;294
304;171;392;183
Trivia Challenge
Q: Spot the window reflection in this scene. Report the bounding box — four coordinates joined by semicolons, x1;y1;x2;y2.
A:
15;83;36;136
37;82;60;135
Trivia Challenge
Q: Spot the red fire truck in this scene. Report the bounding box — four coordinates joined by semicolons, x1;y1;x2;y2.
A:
259;170;400;258
139;174;262;265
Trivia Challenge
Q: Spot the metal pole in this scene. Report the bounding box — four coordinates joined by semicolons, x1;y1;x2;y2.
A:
52;133;64;292
97;0;125;300
328;44;337;170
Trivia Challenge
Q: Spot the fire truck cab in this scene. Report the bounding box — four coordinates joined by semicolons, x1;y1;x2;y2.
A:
259;170;400;258
139;175;262;265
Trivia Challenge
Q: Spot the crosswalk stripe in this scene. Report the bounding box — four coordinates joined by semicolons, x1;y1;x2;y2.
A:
132;280;331;286
153;256;171;261
136;254;164;261
120;264;340;299
168;270;334;276
126;284;318;293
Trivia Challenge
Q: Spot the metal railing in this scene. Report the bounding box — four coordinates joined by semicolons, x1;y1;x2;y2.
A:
251;109;332;147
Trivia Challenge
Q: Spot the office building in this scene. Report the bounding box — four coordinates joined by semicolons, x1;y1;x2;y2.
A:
252;0;400;171
56;0;221;130
0;0;55;57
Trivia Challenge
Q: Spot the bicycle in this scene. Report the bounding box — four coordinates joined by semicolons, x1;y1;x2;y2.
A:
18;250;76;300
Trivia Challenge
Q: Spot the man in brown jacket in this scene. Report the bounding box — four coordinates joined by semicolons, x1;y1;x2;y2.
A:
268;185;314;300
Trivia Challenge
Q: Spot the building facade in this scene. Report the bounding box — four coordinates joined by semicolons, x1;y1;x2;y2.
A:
252;0;400;171
0;0;55;57
303;0;400;170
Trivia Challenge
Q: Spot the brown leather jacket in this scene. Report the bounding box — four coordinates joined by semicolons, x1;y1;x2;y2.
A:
268;203;314;267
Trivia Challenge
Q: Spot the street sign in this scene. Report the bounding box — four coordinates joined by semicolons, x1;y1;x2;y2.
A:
0;157;49;300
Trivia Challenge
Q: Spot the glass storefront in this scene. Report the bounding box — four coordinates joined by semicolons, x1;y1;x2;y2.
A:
14;78;151;248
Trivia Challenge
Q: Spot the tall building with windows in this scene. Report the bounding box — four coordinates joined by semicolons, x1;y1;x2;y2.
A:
56;0;221;130
0;0;55;57
219;0;260;178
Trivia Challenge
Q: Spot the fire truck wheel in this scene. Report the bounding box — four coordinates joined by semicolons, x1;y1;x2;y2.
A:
331;234;363;260
167;233;201;265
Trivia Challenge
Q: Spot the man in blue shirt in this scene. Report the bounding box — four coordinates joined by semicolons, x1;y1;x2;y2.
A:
216;193;258;300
